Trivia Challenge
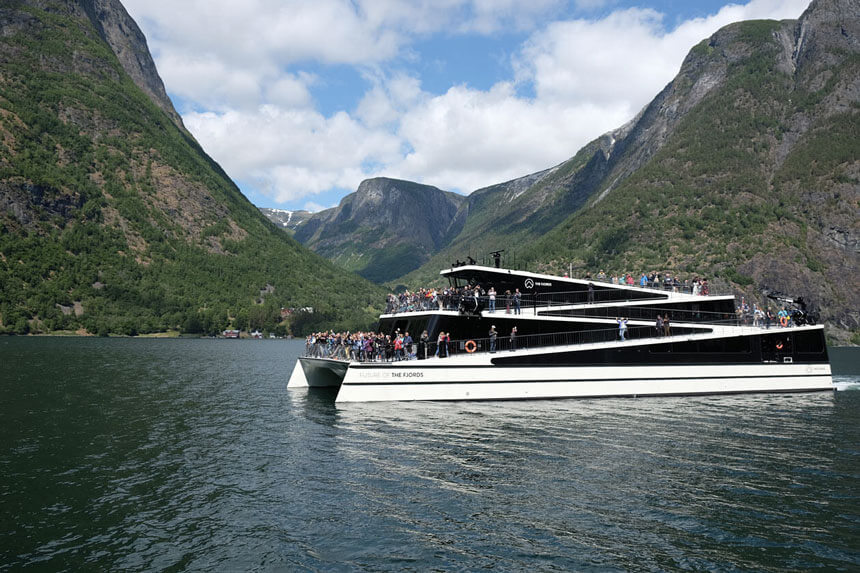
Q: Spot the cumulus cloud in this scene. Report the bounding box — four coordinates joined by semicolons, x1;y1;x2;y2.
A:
383;0;811;193
516;0;811;119
184;106;401;201
124;0;812;206
388;83;629;192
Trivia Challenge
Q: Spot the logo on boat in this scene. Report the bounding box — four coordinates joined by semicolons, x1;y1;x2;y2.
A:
524;279;551;289
356;370;424;379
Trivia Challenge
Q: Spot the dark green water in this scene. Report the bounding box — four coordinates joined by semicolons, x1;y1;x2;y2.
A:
1;338;858;571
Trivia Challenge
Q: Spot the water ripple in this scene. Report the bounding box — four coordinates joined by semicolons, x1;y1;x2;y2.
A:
1;339;857;571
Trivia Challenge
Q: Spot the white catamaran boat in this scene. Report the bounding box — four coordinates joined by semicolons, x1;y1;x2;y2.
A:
288;259;833;403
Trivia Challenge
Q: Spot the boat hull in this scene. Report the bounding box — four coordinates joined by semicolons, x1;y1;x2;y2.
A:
335;361;833;402
296;357;349;388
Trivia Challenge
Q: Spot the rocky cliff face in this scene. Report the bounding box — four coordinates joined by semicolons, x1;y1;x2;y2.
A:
293;178;467;283
76;0;185;130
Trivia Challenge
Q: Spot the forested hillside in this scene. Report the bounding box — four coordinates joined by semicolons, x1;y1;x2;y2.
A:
0;0;384;336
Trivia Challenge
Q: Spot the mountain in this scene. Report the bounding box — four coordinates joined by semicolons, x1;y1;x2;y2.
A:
259;208;312;234
299;0;857;342
292;178;467;283
0;0;384;336
515;0;859;342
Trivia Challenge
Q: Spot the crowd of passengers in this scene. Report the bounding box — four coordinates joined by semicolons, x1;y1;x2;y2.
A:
734;297;803;328
305;299;801;364
583;270;711;295
384;286;524;314
305;329;454;362
384;270;711;315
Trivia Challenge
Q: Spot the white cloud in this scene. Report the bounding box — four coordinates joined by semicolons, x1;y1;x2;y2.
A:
388;83;630;192
266;73;316;109
516;0;811;116
153;51;267;111
302;201;331;213
355;74;424;128
184;105;401;201
466;0;567;34
573;0;612;11
123;0;813;206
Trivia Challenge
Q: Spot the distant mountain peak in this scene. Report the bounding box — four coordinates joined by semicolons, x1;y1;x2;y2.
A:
291;177;467;282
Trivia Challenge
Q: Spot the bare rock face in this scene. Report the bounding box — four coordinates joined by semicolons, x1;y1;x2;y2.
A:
77;0;185;130
293;178;467;283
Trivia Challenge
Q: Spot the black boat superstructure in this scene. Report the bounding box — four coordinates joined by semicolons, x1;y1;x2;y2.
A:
288;262;833;402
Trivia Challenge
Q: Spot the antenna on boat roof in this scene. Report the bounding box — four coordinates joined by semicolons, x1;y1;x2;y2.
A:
766;291;807;311
489;250;504;268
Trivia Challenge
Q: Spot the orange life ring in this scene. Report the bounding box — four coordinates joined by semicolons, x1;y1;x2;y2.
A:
464;340;477;353
776;341;783;350
779;315;789;327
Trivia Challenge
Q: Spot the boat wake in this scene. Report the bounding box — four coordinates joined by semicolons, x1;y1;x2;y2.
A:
833;376;860;391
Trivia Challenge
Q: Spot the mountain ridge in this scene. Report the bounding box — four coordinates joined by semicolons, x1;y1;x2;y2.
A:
292;177;467;282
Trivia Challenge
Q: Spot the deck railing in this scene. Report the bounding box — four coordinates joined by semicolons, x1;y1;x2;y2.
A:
386;286;726;316
304;319;797;362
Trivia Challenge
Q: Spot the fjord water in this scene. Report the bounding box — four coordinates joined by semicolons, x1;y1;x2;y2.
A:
1;338;858;571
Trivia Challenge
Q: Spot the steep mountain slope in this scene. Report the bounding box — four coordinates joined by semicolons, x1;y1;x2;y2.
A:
0;0;383;335
517;0;859;339
293;178;467;282
386;19;759;285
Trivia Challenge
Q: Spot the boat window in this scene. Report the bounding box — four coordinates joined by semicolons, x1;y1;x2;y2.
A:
407;318;428;337
651;338;751;354
384;319;409;335
793;331;824;354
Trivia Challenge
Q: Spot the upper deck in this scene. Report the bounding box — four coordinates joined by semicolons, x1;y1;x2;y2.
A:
441;265;720;305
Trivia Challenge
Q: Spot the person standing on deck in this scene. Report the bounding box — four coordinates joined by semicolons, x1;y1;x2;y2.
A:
418;330;429;359
393;334;403;361
617;317;628;341
488;287;496;313
489;325;498;353
404;331;414;359
436;332;448;357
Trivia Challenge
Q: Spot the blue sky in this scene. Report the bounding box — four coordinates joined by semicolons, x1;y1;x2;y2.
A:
123;0;811;212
